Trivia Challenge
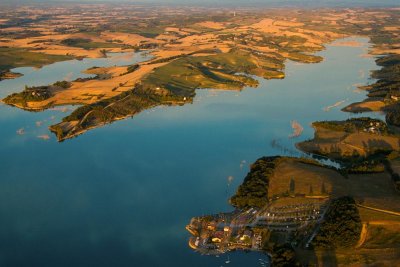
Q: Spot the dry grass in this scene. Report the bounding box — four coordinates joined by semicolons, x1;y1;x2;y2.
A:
362;223;400;249
299;125;400;158
343;99;387;112
21;62;168;109
269;159;400;212
269;159;336;197
195;21;225;30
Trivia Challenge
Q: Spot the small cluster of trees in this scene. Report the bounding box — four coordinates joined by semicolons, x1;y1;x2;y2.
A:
126;64;139;73
120;64;140;76
347;159;385;174
61;38;91;47
53;80;71;89
386;104;400;127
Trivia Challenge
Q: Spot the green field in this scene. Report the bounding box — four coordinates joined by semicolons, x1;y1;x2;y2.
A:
0;47;74;72
60;38;124;50
144;49;284;96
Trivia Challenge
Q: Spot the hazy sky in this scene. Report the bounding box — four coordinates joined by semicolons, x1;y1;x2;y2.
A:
5;0;400;6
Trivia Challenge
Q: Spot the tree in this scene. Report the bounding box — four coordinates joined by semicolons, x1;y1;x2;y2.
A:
289;178;295;194
321;182;327;195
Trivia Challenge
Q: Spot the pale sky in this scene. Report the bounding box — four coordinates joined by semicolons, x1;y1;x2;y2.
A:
4;0;400;6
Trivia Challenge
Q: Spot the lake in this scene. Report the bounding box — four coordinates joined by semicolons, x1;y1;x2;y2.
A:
0;37;381;266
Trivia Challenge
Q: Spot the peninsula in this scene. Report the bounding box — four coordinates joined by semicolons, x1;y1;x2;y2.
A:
2;6;398;141
187;155;400;266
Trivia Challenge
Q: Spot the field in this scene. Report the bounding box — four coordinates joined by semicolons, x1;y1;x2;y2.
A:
143;49;283;96
309;247;400;267
312;222;400;266
268;158;400;212
297;120;400;159
60;38;125;50
268;159;336;197
267;158;400;266
0;47;73;72
359;206;400;222
363;223;400;249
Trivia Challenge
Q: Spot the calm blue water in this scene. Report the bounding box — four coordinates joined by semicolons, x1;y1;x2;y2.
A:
0;37;382;267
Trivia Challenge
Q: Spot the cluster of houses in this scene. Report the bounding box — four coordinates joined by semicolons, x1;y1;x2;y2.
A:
187;198;329;254
187;214;259;254
363;121;383;134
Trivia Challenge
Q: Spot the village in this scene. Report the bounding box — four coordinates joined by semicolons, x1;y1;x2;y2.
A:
186;193;329;254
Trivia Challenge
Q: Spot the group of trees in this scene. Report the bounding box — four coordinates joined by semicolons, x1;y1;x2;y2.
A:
383;158;400;191
61;38;92;47
313;117;389;134
347;158;386;174
230;156;281;208
312;196;362;249
126;64;139;74
53;80;71;89
386;104;400;127
269;244;301;267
